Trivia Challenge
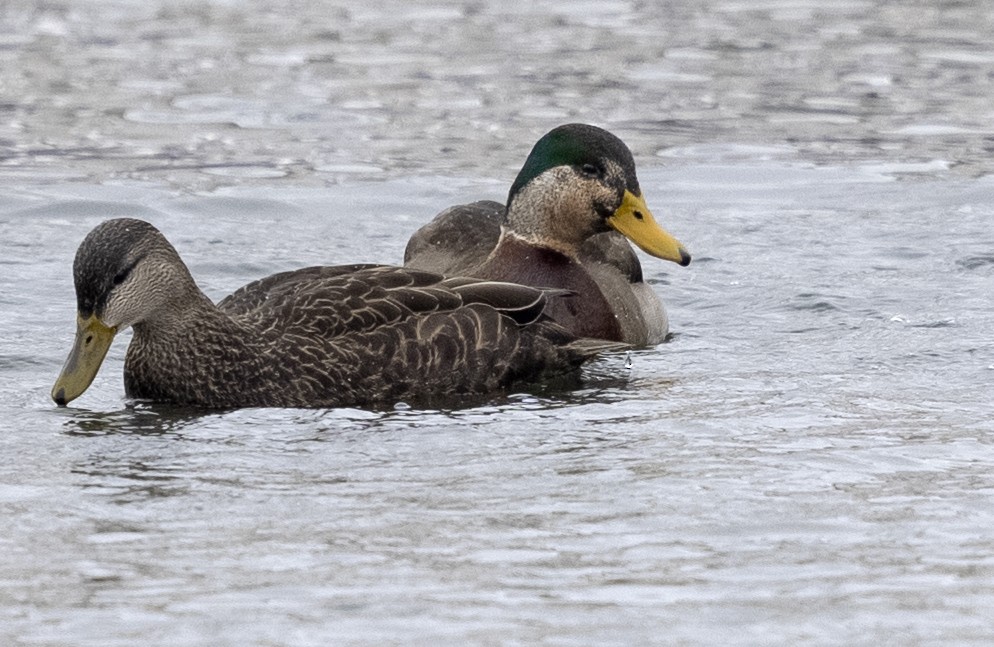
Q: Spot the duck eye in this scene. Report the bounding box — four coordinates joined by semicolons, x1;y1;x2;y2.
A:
112;268;130;286
580;163;602;178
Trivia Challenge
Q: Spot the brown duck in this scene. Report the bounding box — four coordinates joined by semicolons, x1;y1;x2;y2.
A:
51;218;621;409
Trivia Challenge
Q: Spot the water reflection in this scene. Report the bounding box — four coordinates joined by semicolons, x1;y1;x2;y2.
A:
49;358;636;436
60;401;214;438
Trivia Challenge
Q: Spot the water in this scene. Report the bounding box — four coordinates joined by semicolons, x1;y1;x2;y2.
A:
2;1;994;645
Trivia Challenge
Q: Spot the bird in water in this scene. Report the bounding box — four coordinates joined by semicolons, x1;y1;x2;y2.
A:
404;123;691;346
51;218;623;409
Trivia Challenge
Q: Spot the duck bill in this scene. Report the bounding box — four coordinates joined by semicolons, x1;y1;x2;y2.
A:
608;190;691;266
51;313;117;406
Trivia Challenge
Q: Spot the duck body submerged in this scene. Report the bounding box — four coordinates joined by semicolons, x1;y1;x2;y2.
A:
52;218;618;409
406;200;671;345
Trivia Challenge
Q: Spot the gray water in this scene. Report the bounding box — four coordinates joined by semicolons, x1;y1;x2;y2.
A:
2;1;993;645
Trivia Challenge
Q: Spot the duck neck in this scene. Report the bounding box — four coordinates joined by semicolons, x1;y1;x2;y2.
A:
124;291;263;405
498;226;578;260
480;230;577;285
505;170;601;259
134;288;217;337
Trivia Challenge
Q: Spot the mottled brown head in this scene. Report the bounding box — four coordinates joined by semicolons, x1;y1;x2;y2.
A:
53;218;195;406
74;218;156;318
72;218;195;328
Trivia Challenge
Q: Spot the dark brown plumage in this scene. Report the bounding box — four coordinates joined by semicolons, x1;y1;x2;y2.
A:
51;218;622;409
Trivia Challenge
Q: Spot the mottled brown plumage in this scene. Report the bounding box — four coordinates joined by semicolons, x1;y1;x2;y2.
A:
51;218;622;409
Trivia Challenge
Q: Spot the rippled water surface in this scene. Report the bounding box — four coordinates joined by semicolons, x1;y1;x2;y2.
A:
2;1;993;645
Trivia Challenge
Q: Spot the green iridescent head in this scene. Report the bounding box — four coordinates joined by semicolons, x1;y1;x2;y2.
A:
508;123;641;205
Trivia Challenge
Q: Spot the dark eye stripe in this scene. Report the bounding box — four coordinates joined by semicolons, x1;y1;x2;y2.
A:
112;258;141;286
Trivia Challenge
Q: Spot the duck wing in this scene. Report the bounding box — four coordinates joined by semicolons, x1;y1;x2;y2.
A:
217;265;611;406
218;264;565;339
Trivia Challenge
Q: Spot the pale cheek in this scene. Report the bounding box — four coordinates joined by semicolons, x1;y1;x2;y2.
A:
103;278;159;329
101;290;136;329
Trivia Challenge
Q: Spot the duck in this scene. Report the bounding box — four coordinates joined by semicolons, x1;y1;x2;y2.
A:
404;123;691;347
51;218;623;409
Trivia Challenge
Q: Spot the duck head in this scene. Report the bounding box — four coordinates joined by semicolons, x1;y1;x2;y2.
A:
52;218;193;405
505;123;691;265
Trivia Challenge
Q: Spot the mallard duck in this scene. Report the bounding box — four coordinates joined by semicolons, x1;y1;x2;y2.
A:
404;123;691;347
51;218;621;409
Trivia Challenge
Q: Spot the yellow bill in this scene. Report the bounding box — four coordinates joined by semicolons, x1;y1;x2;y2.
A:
608;190;691;266
52;313;117;406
